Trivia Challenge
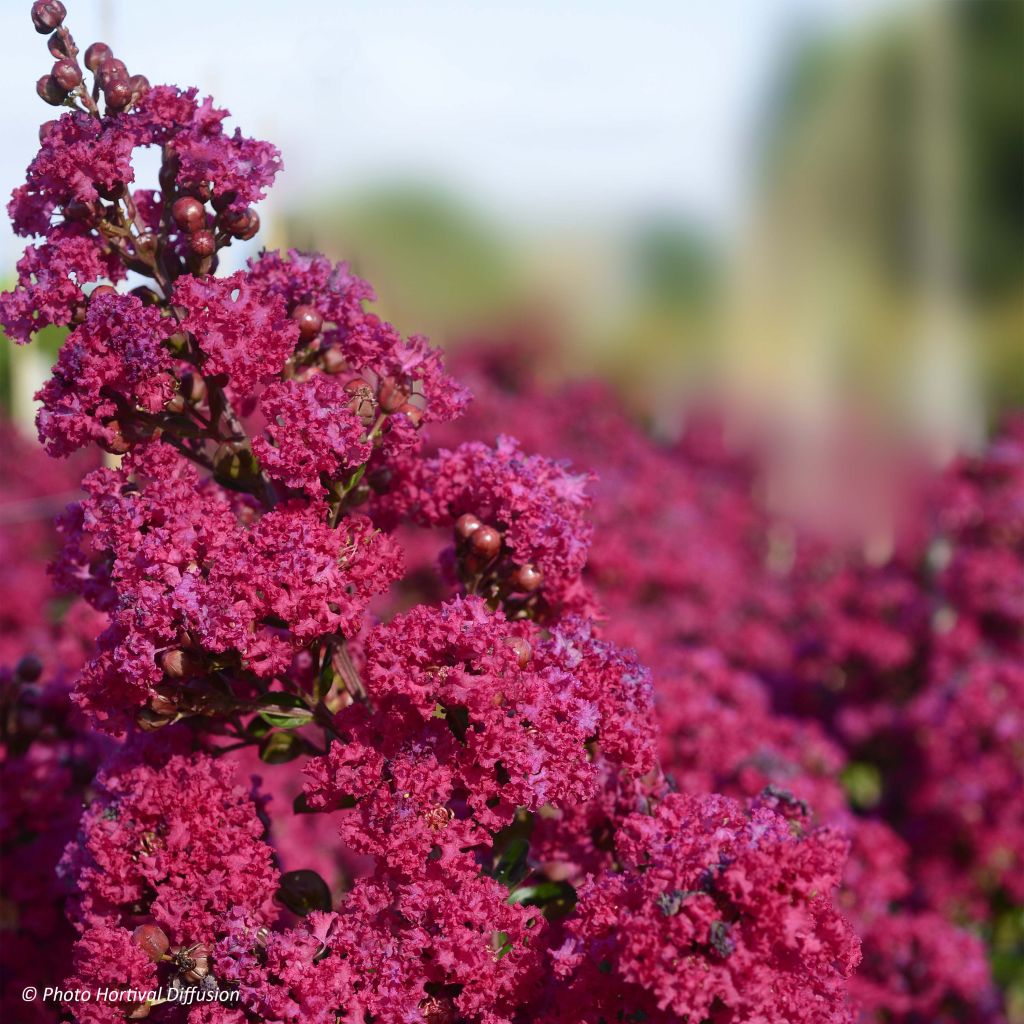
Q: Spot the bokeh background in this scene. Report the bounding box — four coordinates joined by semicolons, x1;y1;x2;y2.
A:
3;0;1021;477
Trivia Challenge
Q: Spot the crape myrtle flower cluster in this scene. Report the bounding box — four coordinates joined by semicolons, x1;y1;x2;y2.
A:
0;5;866;1024
416;341;1021;1020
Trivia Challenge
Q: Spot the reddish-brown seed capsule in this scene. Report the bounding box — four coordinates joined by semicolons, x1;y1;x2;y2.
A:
90;284;118;301
469;524;502;559
51;58;82;91
16;654;44;682
455;513;483;540
509;563;543;593
83;41;112;72
503;636;532;669
104;79;132;111
36;74;66;105
31;1;66;33
291;304;323;341
172;195;206;233
188;229;216;257
132;923;170;963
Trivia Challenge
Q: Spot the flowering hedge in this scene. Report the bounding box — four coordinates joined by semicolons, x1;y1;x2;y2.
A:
0;4;1019;1023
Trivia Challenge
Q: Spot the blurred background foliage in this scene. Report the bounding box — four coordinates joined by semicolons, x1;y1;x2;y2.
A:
3;0;1021;440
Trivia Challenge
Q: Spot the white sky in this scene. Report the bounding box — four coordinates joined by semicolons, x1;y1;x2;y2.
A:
0;0;904;267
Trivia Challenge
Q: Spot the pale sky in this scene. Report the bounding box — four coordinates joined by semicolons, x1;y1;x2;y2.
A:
0;0;905;267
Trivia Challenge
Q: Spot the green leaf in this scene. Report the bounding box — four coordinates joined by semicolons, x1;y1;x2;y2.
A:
275;869;332;915
258;707;314;730
493;837;530;887
259;731;302;764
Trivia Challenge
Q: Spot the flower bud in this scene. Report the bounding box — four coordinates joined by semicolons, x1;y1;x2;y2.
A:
455;513;482;540
395;402;423;427
132;923;170;963
38;118;59;142
96;56;128;87
104;79;132;111
503;636;532;668
89;284;118;301
47;30;69;57
31;1;66;34
378;376;410;413
160;649;192;679
83;41;111;72
100;420;133;456
322;347;347;374
220;206;260;240
172;195;206;232
131;285;161;306
291;304;323;341
509;563;542;593
188;229;216;257
51;57;82;91
36;74;66;105
469;525;502;559
128;73;150;100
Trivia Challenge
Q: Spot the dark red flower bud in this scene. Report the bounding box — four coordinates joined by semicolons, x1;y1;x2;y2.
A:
291;304;323;341
83;41;111;72
211;190;238;213
38;118;59;142
95;180;126;200
31;1;66;34
395;402;423;427
188;229;216;257
133;924;170;963
469;524;502;559
15;654;44;682
63;198;92;221
503;636;532;669
160;649;192;679
51;58;81;91
96;56;128;87
219;206;260;239
47;30;70;57
181;373;207;404
100;420;133;456
36;74;66;105
378;376;410;413
322;347;347;374
104;79;132;111
509;563;543;593
131;285;161;306
128;73;150;99
455;513;482;540
149;692;178;716
89;284;118;301
172;195;206;232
